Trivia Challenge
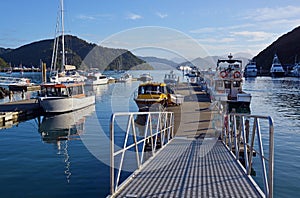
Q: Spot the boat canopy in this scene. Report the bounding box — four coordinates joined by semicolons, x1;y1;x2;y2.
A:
64;65;77;71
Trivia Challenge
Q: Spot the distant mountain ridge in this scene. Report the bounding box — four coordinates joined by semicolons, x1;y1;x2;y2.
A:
0;35;149;70
138;56;178;70
139;54;252;70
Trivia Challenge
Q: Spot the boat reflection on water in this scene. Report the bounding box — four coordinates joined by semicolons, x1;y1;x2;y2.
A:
38;105;95;143
38;105;95;182
85;84;109;96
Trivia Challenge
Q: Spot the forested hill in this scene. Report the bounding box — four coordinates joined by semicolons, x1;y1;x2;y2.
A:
254;26;300;70
0;35;149;70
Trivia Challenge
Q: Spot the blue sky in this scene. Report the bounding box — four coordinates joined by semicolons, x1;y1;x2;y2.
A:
1;0;300;60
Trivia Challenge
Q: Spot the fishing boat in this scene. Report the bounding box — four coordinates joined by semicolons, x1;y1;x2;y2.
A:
38;82;95;114
208;54;251;113
243;60;257;77
139;73;153;82
49;0;85;83
270;54;285;77
164;70;179;85
134;82;183;111
85;72;108;85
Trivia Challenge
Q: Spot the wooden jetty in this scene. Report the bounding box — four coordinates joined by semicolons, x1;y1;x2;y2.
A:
109;82;274;198
0;98;41;112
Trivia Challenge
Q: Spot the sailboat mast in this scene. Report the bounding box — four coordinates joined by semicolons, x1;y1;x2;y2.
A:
61;0;65;70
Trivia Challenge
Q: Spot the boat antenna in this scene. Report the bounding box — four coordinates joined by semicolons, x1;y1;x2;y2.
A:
50;9;60;72
61;0;65;71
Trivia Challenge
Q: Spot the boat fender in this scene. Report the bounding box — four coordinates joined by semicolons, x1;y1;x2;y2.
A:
233;71;241;78
220;71;228;78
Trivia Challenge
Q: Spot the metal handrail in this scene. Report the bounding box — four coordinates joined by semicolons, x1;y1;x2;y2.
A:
110;111;174;196
222;113;274;198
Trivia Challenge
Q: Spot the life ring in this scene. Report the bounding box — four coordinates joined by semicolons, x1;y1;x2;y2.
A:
220;71;228;78
233;71;241;78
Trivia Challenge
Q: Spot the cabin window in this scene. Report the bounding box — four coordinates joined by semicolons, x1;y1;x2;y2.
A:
138;86;145;94
224;81;231;89
166;86;174;94
233;81;240;87
60;88;68;96
216;80;224;90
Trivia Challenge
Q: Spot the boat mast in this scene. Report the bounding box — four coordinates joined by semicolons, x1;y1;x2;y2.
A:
61;0;65;70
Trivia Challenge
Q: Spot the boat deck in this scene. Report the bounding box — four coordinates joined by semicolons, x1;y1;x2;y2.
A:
114;138;261;198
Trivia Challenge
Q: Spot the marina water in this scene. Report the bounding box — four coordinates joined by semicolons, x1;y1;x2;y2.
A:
0;71;299;197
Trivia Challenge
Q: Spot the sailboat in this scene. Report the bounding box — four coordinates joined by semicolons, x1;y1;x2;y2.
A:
38;0;95;114
49;0;86;83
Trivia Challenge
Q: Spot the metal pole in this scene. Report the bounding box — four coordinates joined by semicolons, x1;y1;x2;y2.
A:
268;117;274;198
110;114;115;195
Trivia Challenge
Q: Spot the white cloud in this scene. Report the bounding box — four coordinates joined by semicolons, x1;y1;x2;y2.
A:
246;5;300;21
126;13;142;20
230;31;275;42
77;14;96;20
156;12;168;19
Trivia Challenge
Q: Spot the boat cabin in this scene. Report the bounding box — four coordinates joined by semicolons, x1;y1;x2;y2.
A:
40;83;84;97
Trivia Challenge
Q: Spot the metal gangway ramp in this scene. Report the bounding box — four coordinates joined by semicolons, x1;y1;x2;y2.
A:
109;87;274;198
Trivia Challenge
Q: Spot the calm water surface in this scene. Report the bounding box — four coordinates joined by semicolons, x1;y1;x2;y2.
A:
0;71;299;197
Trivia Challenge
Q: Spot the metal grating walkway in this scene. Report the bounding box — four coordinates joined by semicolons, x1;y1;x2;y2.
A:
115;138;262;198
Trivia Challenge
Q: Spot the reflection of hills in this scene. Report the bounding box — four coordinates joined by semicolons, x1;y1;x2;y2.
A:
38;105;95;143
85;84;109;96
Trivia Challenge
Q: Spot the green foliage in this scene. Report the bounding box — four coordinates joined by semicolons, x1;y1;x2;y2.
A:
0;57;9;68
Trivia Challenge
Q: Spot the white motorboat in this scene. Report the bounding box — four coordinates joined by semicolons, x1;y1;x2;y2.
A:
164;70;179;85
243;60;257;77
0;76;32;86
38;82;95;114
139;73;153;82
208;54;251;113
85;72;108;85
270;54;285;77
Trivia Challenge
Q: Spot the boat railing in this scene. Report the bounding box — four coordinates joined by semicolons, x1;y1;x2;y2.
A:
110;111;174;195
221;113;274;198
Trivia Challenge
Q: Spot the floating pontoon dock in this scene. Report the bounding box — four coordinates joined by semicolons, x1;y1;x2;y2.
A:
109;82;274;198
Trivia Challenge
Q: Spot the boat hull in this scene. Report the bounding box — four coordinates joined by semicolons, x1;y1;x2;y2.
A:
134;99;166;111
39;95;95;113
270;71;285;77
244;71;257;77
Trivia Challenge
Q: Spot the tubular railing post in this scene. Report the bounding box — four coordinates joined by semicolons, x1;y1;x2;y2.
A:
256;118;269;197
248;118;257;175
268;116;274;198
241;116;249;171
233;115;239;159
141;113;150;164
131;115;141;168
110;114;115;195
228;115;232;151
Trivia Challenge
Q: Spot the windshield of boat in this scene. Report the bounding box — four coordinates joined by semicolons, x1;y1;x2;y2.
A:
41;87;69;97
138;85;166;94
